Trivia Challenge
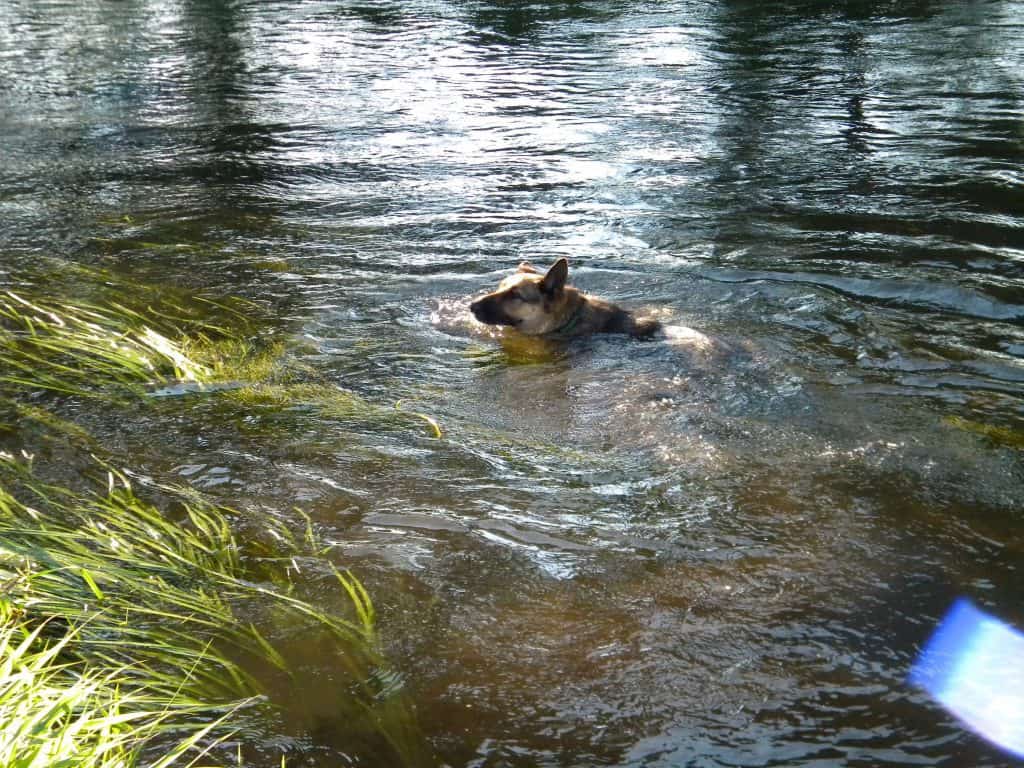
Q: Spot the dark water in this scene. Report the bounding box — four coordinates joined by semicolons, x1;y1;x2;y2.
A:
2;1;1024;765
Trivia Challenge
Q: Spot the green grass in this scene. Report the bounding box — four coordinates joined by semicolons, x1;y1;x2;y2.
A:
0;290;214;398
0;606;239;768
0;286;442;439
0;453;425;767
0;269;436;764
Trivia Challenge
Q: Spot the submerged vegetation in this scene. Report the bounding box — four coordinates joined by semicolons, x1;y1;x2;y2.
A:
0;267;434;766
0;290;211;396
0;453;424;767
0;280;276;402
0;278;441;439
945;415;1024;450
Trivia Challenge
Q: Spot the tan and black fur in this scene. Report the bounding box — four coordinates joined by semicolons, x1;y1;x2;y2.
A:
470;259;661;339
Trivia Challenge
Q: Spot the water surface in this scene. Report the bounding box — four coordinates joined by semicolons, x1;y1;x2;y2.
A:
2;1;1023;765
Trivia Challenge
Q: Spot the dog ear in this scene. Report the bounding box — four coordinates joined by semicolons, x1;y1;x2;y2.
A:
540;258;568;295
517;261;539;274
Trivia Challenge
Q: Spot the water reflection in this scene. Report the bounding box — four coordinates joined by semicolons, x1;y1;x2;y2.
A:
2;0;1023;765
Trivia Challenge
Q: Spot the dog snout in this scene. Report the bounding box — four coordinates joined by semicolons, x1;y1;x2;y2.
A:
470;296;487;321
470;294;511;326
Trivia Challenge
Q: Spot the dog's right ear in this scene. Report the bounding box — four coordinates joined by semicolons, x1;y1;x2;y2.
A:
540;258;569;295
517;262;539;274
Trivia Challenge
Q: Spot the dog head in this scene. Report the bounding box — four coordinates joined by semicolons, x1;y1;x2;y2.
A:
470;259;570;336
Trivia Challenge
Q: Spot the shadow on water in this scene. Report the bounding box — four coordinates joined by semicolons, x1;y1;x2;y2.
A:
2;0;1024;766
470;0;620;40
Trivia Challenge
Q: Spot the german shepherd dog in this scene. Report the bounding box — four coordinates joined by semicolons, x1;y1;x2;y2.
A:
470;259;662;340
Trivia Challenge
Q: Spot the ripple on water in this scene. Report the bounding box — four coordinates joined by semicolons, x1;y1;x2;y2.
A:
4;0;1024;764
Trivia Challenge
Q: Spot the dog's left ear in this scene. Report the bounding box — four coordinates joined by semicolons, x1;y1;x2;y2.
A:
517;261;539;274
540;258;568;295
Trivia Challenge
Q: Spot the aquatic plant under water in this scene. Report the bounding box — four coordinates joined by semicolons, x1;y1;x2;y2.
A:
0;451;424;767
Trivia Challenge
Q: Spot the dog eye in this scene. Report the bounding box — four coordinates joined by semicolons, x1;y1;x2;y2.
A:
511;289;537;303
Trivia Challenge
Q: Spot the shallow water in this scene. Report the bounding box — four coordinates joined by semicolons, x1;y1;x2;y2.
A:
2;0;1023;765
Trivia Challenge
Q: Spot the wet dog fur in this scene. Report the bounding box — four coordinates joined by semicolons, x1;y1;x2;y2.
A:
470;259;662;340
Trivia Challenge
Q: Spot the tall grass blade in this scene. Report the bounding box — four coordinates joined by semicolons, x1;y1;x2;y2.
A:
0;453;424;766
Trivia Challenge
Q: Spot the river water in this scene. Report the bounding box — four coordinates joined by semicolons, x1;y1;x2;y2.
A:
2;1;1023;766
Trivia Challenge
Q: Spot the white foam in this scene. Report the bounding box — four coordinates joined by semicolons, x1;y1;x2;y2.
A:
662;324;715;350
